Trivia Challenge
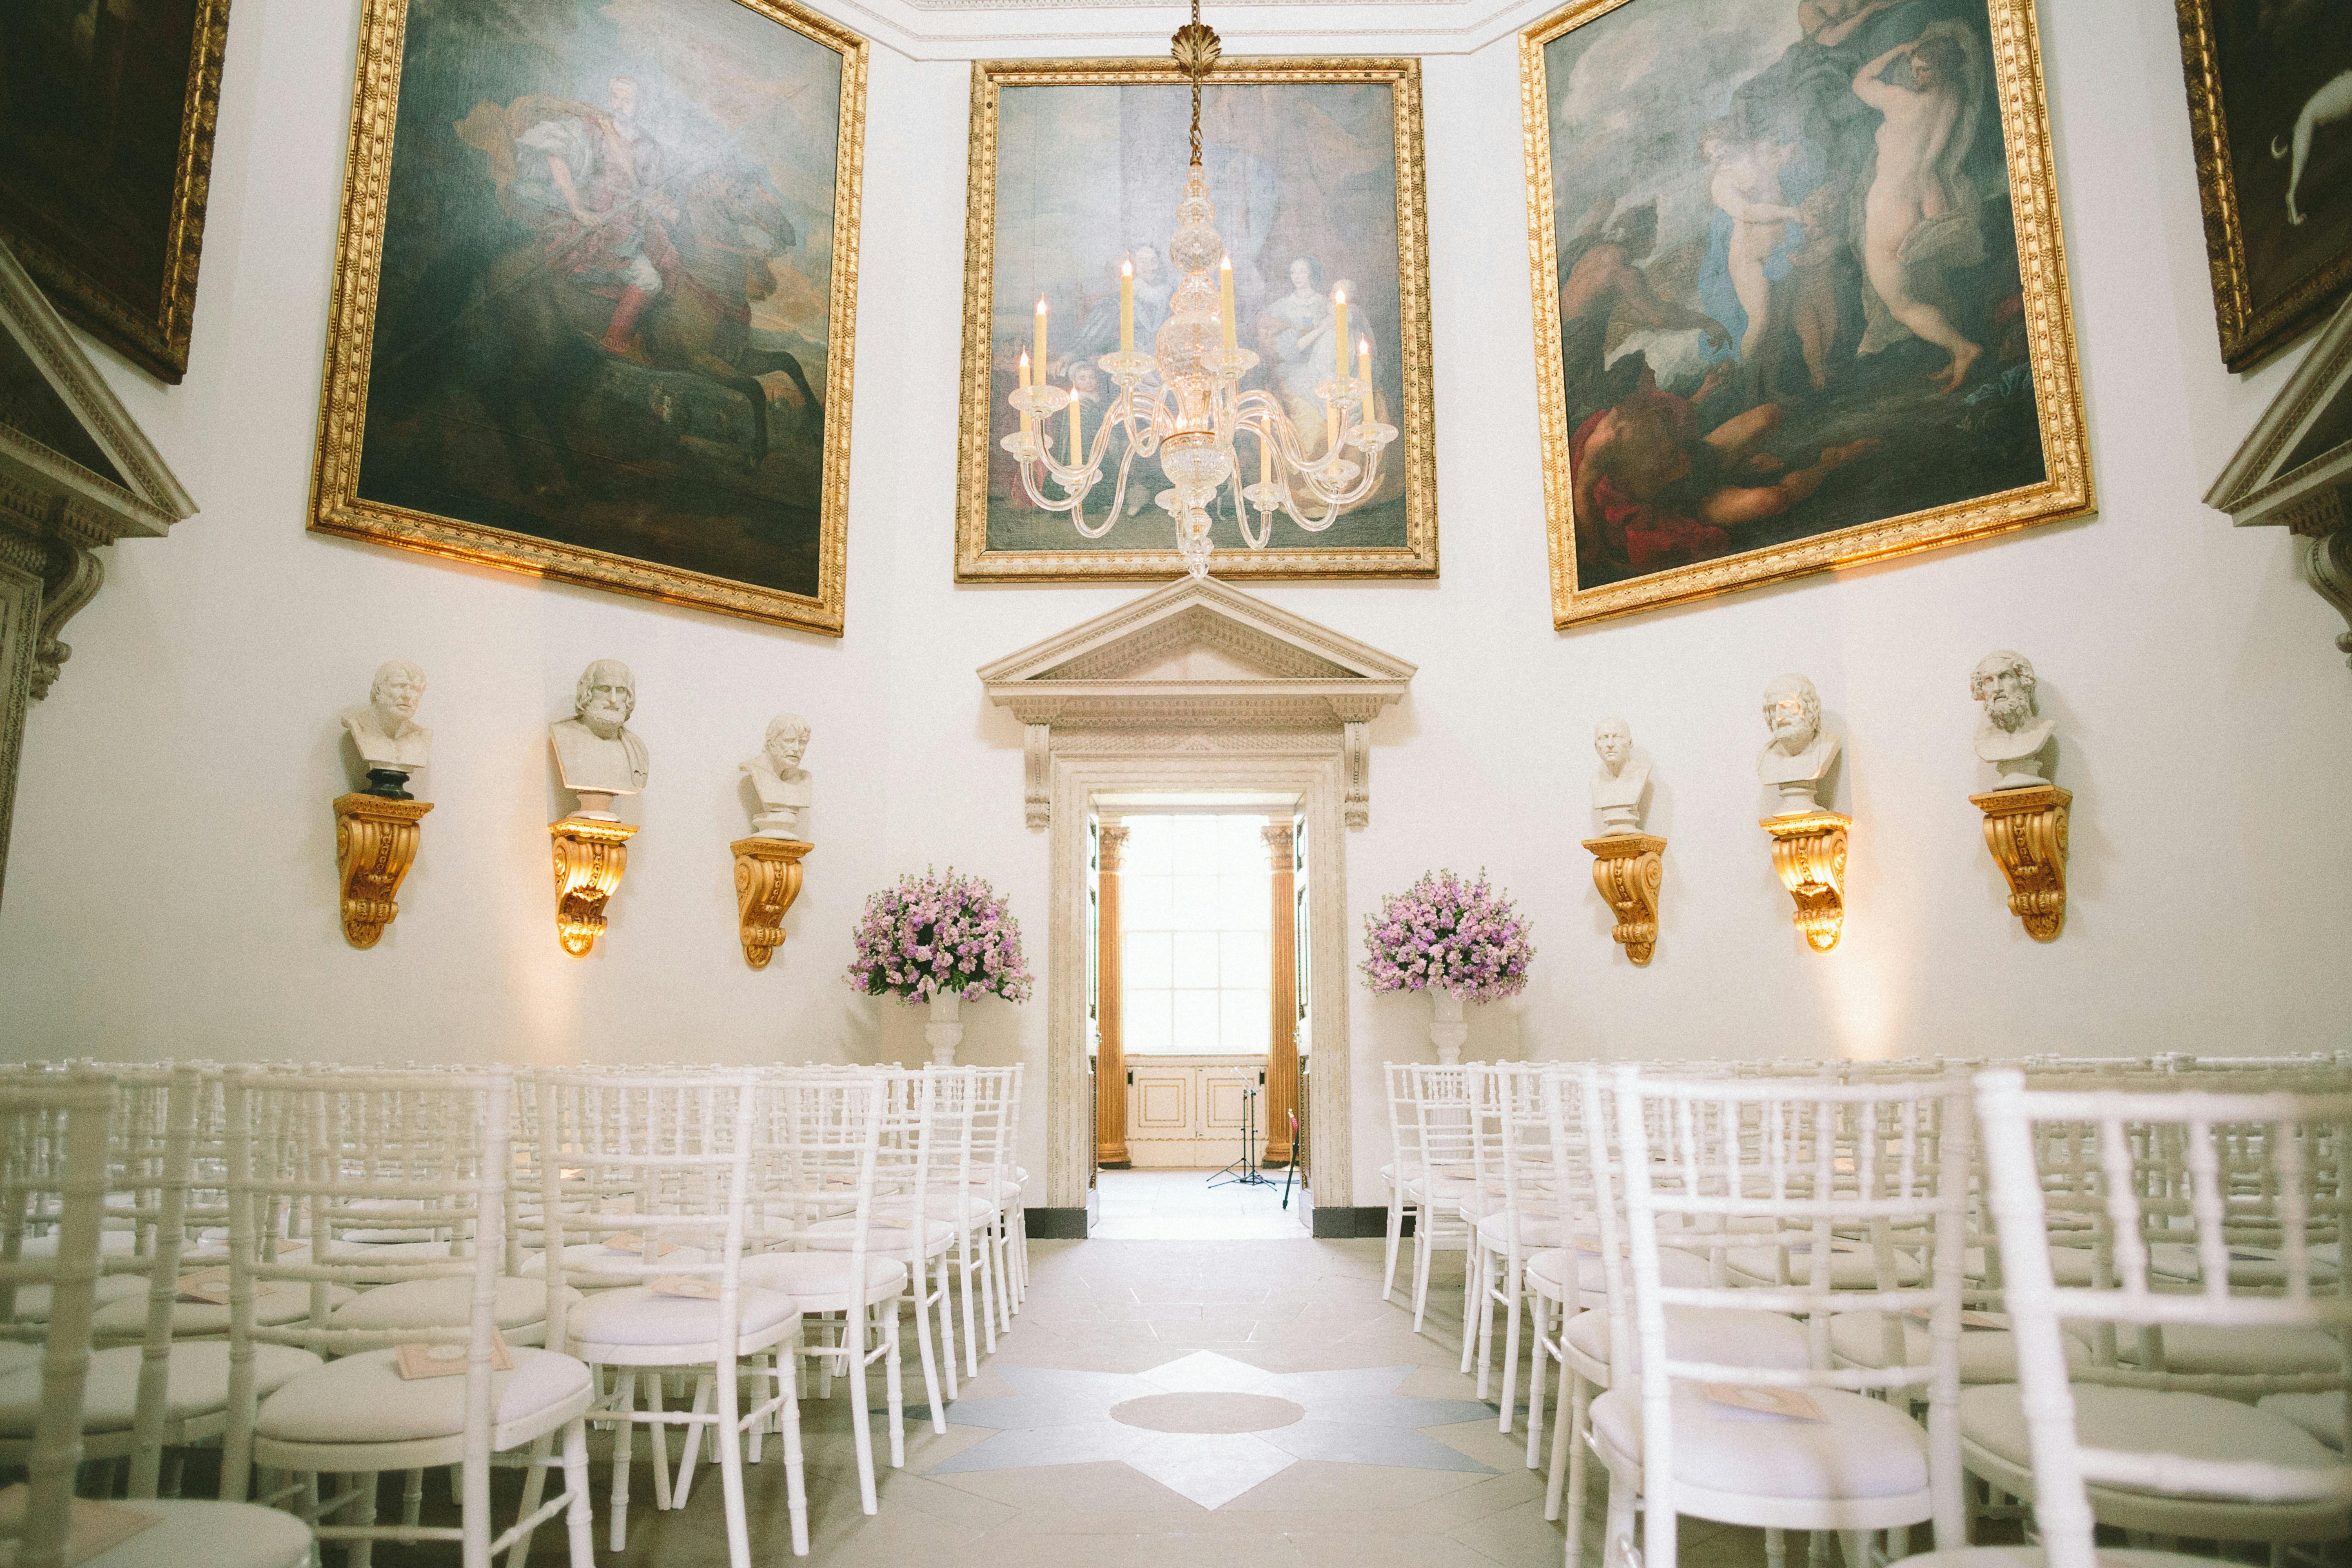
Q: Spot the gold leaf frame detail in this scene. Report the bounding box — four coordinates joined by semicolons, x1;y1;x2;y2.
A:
956;56;1439;582
308;0;867;636
2174;0;2352;372
1519;0;2092;631
0;0;231;382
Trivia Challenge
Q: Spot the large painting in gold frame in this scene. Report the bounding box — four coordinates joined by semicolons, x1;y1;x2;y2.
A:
310;0;866;635
1521;0;2090;630
956;57;1438;582
2176;0;2352;372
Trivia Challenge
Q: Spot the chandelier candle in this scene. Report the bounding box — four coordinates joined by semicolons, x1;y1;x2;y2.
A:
997;0;1397;577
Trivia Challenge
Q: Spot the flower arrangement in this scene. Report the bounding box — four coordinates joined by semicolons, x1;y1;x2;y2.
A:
1360;869;1534;1002
844;868;1033;1005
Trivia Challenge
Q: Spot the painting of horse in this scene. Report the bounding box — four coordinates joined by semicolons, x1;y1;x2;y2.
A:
311;0;866;633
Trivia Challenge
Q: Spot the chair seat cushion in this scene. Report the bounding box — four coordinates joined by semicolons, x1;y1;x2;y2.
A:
1565;1306;1811;1378
90;1286;359;1338
1525;1247;1710;1297
567;1285;799;1350
70;1497;314;1568
522;1243;711;1280
1959;1383;2339;1498
800;1216;956;1253
328;1277;580;1335
255;1346;590;1446
873;1193;998;1225
1478;1212;1566;1252
1725;1244;1924;1290
10;1274;147;1323
1829;1312;2087;1385
2258;1393;2347;1452
737;1252;909;1312
0;1343;321;1434
2145;1243;2338;1290
1883;1550;2227;1568
1590;1376;1930;1501
2113;1323;2343;1376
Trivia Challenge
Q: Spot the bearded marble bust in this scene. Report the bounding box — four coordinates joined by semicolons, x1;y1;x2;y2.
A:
742;714;812;839
1588;717;1651;835
1757;673;1840;815
341;660;432;780
550;659;649;819
1971;650;2056;789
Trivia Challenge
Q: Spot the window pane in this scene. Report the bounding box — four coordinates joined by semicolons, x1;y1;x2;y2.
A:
1125;990;1174;1054
1125;816;1176;875
1171;931;1219;989
1171;990;1220;1051
1124;931;1172;989
1124;875;1172;931
1220;931;1270;989
1171;815;1221;864
1221;990;1270;1055
1171;875;1220;931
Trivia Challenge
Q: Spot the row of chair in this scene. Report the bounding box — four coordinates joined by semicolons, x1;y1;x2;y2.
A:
0;1060;1031;1568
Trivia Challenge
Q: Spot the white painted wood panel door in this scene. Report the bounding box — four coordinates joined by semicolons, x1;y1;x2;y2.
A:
1124;1057;1263;1168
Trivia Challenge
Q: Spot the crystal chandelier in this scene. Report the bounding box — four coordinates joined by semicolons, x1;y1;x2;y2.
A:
1000;0;1397;578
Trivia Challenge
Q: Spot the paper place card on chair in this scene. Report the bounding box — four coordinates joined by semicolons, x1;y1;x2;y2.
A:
0;1486;161;1566
650;1275;721;1300
600;1233;677;1256
395;1332;514;1380
1704;1384;1826;1421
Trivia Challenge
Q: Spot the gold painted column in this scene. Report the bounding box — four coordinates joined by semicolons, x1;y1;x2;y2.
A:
1262;822;1298;1167
1096;824;1132;1169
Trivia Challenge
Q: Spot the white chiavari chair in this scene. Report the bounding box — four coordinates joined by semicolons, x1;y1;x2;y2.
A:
539;1071;804;1564
1475;1062;1563;1424
1593;1067;1972;1568
0;1071;315;1568
1948;1072;2350;1561
219;1067;596;1568
1407;1065;1476;1338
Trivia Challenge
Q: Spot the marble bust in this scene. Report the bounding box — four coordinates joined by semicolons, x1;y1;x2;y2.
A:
550;659;649;820
1757;673;1840;815
341;660;431;797
1971;650;2056;789
742;714;812;840
1588;717;1651;835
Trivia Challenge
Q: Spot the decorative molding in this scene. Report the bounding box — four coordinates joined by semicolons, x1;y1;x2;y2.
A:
1972;786;2070;942
2307;529;2352;669
1761;812;1851;954
0;559;38;906
550;817;638;957
1584;834;1665;967
981;575;1413;830
332;794;433;949
31;541;101;701
731;837;811;969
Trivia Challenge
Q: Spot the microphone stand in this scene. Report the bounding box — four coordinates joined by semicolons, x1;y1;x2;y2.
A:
1208;1069;1274;1189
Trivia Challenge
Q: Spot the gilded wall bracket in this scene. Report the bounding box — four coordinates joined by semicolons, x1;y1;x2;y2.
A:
550;817;638;957
332;794;432;949
1583;834;1665;966
1761;811;1850;953
1972;785;2069;941
731;837;811;969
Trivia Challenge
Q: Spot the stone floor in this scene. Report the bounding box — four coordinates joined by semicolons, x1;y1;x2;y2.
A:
1090;1167;1313;1240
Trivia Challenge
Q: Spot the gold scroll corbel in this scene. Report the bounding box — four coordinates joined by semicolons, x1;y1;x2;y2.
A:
1972;785;2069;941
332;794;433;949
1761;811;1850;953
1583;834;1666;966
731;837;811;969
550;817;638;956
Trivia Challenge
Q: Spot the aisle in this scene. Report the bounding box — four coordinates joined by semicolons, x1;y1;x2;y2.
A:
1090;1167;1312;1239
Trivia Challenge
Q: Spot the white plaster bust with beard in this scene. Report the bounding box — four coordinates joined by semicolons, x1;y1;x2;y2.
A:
550;659;650;820
1757;673;1840;815
1971;650;2055;789
341;660;432;772
742;714;812;839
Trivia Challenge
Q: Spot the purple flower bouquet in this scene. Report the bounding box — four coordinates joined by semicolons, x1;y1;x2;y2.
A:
1360;869;1535;1003
844;868;1033;1005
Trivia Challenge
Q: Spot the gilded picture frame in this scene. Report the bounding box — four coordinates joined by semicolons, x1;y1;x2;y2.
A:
1521;0;2091;631
310;0;867;636
956;57;1438;582
2176;0;2352;372
0;0;233;383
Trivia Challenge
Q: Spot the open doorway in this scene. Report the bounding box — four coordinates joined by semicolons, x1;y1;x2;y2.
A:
1090;804;1310;1240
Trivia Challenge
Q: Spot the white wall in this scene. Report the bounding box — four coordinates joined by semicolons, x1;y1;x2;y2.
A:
2;0;2345;1210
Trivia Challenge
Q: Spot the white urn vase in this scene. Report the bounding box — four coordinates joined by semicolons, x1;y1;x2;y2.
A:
924;991;965;1067
1428;987;1467;1066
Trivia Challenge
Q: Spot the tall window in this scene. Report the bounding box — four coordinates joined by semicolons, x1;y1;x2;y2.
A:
1120;813;1270;1055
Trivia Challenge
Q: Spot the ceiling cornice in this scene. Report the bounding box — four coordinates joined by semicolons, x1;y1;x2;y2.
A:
823;0;1561;61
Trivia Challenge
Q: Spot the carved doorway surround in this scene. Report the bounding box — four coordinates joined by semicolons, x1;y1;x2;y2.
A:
979;576;1415;1223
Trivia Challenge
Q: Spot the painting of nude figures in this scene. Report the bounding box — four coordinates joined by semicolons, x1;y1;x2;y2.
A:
956;59;1437;581
1520;0;2089;629
310;0;866;635
2178;0;2352;371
